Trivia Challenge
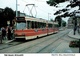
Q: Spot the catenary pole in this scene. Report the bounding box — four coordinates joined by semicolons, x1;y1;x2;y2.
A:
16;0;18;18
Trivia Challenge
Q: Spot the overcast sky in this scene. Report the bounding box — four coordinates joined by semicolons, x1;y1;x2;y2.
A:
0;0;79;22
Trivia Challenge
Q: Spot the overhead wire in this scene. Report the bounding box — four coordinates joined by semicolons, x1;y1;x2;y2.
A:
35;0;47;2
20;0;52;18
21;0;35;16
21;0;50;13
21;0;28;3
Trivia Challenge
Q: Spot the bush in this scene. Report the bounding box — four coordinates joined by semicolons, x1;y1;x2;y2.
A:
69;40;79;47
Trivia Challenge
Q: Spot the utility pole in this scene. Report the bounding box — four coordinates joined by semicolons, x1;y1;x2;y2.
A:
48;13;51;25
61;19;63;28
16;0;18;18
47;13;51;35
48;13;51;21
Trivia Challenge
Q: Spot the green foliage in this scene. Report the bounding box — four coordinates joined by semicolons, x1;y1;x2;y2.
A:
47;0;80;28
4;7;15;20
50;19;53;22
47;0;56;6
55;16;66;27
67;1;80;9
54;9;70;15
69;40;79;47
55;16;62;27
62;20;66;27
46;0;66;6
54;11;61;15
0;7;15;27
47;0;80;17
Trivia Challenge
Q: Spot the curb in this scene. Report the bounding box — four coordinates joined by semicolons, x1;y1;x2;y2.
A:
68;30;80;39
68;34;79;40
3;39;15;44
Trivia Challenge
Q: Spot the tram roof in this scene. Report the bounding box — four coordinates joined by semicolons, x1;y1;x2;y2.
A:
25;17;53;24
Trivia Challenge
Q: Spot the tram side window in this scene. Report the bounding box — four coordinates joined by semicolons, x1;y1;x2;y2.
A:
44;23;46;28
41;23;46;28
39;23;45;28
16;21;26;30
48;24;53;28
27;21;32;29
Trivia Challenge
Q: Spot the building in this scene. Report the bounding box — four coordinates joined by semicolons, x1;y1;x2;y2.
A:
0;8;4;12
68;17;74;28
68;10;80;29
75;10;80;26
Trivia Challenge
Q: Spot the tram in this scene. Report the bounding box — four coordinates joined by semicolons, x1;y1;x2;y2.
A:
14;17;58;40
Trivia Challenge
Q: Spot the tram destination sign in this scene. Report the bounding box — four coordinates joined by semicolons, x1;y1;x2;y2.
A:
17;17;25;20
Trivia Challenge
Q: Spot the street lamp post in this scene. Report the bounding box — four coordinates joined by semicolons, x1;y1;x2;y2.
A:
48;13;51;26
16;0;18;18
48;13;51;21
47;13;51;35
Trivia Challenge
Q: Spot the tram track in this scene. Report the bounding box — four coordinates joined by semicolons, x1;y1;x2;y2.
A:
39;31;79;53
0;30;61;53
0;32;60;51
0;29;75;53
37;31;70;53
38;32;73;53
0;40;26;50
17;29;70;53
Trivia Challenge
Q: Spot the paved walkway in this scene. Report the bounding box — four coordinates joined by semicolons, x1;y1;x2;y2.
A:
52;42;79;53
0;31;14;44
0;39;14;44
52;29;80;53
68;29;80;39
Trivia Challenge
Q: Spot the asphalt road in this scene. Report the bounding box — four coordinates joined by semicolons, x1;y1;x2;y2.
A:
0;29;79;53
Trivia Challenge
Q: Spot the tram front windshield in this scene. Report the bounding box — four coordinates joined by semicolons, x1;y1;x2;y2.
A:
16;21;26;30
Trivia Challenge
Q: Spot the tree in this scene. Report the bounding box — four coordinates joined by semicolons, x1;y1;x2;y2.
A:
50;18;54;22
46;0;80;46
0;7;15;27
47;0;67;6
4;7;15;26
55;16;62;27
47;0;80;8
0;9;4;27
46;0;80;27
47;0;80;17
62;20;66;27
